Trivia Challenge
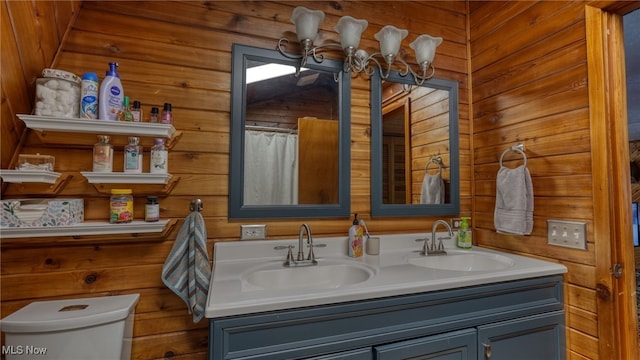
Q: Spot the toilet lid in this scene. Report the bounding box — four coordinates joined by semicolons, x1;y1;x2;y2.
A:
0;294;139;333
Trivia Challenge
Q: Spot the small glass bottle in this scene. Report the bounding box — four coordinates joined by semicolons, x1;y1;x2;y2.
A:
93;135;113;172
119;96;134;121
161;103;172;124
124;137;143;173
150;107;159;123
131;100;142;122
145;196;160;222
150;138;168;174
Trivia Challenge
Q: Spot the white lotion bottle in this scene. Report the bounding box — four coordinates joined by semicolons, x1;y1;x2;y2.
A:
98;62;124;120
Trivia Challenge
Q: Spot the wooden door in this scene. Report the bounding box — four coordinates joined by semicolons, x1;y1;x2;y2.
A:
586;4;640;359
297;118;339;204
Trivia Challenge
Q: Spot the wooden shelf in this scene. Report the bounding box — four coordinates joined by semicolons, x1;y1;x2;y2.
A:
0;219;175;239
17;114;176;138
0;169;61;184
81;172;172;184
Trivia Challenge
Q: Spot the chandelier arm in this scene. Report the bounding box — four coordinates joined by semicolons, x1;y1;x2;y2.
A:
364;54;391;79
277;38;304;60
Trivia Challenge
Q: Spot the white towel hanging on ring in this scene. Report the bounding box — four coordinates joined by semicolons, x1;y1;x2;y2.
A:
420;157;445;204
494;144;533;235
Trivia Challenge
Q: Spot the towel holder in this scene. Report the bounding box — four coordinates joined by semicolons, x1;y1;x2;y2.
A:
499;143;527;168
190;199;203;212
425;156;443;174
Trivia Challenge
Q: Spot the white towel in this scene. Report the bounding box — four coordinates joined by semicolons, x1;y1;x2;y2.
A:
161;211;211;323
420;173;445;204
494;165;534;235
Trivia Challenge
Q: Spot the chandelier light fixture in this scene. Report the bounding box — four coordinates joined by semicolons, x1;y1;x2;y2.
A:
277;6;443;85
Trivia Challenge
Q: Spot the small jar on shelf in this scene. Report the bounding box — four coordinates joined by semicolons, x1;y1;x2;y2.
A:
124;137;142;173
150;107;159;123
110;189;133;223
145;196;160;222
93;135;113;172
150;138;168;174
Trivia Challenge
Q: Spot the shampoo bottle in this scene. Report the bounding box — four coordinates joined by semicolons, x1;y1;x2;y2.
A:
348;214;364;257
98;62;124;121
457;217;472;249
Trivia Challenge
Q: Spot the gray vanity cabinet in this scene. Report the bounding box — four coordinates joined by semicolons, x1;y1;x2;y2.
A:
477;311;565;360
374;328;477;359
207;275;565;360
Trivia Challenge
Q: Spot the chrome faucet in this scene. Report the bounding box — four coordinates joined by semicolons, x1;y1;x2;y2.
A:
422;219;453;256
283;223;318;267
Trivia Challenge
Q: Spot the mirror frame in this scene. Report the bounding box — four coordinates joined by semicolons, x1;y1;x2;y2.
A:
370;70;460;216
229;44;351;219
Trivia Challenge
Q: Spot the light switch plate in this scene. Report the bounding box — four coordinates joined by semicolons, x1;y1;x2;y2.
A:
240;224;267;240
547;220;587;250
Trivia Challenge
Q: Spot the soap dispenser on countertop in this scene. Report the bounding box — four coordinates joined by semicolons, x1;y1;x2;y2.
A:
457;217;472;249
348;213;364;258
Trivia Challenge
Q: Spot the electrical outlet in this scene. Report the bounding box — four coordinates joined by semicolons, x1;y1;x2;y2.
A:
547;220;587;250
240;224;267;240
450;218;462;230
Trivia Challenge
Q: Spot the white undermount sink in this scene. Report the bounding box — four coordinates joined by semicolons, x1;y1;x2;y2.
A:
409;250;515;271
242;260;375;290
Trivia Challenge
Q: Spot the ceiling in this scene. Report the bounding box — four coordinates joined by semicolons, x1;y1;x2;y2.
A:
625;9;640;140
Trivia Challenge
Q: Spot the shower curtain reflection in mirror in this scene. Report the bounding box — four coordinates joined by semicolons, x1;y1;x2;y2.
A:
243;130;299;205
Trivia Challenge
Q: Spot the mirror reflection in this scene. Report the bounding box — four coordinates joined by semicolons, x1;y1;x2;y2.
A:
244;60;340;205
381;82;451;205
229;44;351;219
371;71;459;216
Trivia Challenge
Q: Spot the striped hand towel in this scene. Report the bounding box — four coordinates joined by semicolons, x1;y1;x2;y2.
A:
161;211;211;323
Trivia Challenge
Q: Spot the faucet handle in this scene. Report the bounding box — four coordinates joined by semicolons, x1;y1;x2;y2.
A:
283;245;296;266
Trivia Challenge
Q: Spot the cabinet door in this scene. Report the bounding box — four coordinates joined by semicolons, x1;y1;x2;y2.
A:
375;328;477;360
305;347;372;360
477;311;565;360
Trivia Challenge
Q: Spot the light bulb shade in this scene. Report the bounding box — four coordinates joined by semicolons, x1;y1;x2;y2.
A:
374;25;408;58
290;7;325;44
409;34;443;66
334;16;368;49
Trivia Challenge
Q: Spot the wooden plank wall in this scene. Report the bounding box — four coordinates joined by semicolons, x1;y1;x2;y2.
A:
469;1;602;359
0;0;82;169
0;2;469;359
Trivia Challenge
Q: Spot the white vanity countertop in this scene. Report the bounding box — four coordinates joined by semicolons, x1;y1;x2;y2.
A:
205;233;567;318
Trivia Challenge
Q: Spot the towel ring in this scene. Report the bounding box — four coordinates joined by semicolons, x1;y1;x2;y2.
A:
499;143;527;168
425;156;443;175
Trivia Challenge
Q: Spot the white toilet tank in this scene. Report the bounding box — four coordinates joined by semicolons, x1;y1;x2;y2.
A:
1;294;139;360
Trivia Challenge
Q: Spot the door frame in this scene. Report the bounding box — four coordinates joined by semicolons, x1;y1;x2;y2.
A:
586;3;640;359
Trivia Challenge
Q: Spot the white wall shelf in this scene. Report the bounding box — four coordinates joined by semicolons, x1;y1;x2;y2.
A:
17;114;176;138
0;169;61;184
81;172;172;184
0;219;172;239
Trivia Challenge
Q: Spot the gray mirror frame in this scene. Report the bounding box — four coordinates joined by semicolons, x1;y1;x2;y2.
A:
371;70;460;216
229;44;351;219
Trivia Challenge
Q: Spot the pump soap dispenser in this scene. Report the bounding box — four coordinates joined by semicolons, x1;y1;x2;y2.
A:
457;217;472;249
348;214;364;257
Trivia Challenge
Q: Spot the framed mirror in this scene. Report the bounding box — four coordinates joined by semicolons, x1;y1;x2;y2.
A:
371;70;459;216
229;44;351;219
